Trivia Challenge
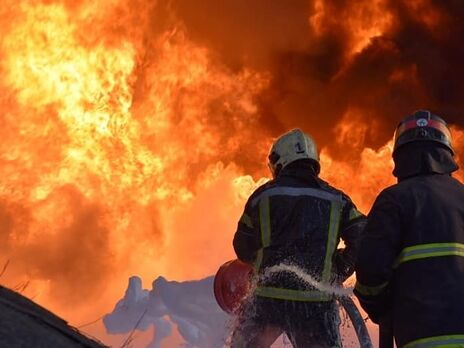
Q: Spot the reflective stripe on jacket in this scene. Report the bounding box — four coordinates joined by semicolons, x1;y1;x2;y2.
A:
233;164;365;302
354;174;464;347
403;334;464;348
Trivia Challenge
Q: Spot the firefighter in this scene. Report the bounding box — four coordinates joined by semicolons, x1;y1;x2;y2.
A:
354;110;464;347
231;129;366;348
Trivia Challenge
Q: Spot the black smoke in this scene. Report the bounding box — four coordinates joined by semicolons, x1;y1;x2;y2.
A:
152;0;464;159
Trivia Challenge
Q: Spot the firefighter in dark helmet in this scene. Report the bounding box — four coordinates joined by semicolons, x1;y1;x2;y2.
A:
231;129;366;348
354;110;464;347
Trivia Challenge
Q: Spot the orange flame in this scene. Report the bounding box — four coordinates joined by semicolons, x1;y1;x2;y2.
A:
0;0;269;323
310;0;394;55
0;0;463;345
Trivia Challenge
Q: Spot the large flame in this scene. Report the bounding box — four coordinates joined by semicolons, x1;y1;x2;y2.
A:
0;0;269;321
0;0;463;345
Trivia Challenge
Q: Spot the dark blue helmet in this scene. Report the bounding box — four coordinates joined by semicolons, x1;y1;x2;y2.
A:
393;110;454;155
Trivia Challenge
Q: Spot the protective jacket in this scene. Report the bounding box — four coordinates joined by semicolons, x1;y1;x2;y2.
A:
233;160;365;302
354;143;464;347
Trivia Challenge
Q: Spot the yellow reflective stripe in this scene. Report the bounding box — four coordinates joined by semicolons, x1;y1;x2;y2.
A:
254;198;271;272
322;200;343;282
239;213;253;228
259;197;271;248
254;249;263;272
355;281;388;297
394;243;464;267
256;286;331;302
404;335;464;348
349;208;363;221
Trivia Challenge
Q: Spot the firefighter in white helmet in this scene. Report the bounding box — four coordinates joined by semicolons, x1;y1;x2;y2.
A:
231;129;366;347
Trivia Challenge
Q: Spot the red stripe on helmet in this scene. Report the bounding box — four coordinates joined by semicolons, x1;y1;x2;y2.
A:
395;117;451;141
427;119;452;139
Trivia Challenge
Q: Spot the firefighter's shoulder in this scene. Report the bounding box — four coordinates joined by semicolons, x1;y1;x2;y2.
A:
376;176;424;203
316;178;355;205
244;178;276;207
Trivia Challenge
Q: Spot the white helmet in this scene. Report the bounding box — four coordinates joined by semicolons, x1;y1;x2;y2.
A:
268;129;319;178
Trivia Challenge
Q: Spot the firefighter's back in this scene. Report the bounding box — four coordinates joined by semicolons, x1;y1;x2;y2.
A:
255;169;346;292
386;174;464;345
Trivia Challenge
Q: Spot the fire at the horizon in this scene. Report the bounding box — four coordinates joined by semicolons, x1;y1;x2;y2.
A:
0;0;463;345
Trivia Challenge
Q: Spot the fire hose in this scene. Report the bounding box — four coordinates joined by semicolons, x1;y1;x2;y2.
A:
214;260;373;348
337;296;373;348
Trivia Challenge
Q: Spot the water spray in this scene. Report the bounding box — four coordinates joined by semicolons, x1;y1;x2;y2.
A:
262;263;353;297
262;263;373;348
214;260;373;348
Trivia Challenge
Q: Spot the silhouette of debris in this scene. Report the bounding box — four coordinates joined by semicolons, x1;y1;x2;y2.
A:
0;285;107;348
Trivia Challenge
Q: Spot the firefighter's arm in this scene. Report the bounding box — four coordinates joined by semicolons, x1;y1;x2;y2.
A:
353;191;402;324
335;201;366;282
233;201;260;264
